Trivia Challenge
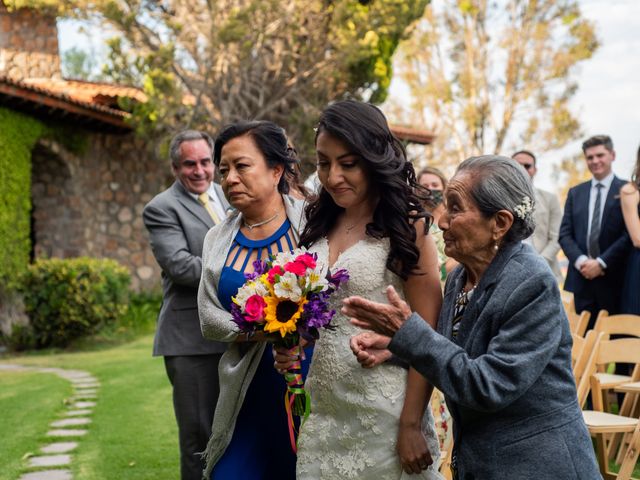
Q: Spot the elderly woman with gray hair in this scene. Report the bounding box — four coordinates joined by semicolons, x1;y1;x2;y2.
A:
343;156;600;479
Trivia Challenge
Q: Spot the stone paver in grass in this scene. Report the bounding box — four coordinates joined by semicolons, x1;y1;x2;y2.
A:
64;409;91;417
2;363;99;480
40;442;78;454
28;454;71;468
50;418;91;427
59;371;93;380
47;429;88;437
72;381;99;387
18;469;72;480
72;388;97;394
71;392;97;399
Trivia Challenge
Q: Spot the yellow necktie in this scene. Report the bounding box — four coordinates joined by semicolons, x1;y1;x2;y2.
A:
198;193;221;224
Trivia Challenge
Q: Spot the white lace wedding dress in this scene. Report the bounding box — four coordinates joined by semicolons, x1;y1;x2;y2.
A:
297;236;442;480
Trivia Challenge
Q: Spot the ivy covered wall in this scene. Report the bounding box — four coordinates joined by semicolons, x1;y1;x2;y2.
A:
0;107;44;288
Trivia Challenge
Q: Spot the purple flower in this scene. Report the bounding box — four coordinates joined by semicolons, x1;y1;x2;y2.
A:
328;268;349;288
230;302;255;332
302;295;336;329
243;259;268;280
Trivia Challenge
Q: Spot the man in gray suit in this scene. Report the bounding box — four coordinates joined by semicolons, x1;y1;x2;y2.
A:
143;130;229;480
513;150;563;282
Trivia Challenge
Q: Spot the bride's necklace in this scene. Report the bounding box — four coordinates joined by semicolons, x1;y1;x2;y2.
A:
345;221;359;235
243;211;279;230
343;217;368;235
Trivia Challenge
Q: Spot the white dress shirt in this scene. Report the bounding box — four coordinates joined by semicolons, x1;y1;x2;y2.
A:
575;171;615;269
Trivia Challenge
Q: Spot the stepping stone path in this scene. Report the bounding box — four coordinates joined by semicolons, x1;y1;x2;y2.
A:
0;364;99;480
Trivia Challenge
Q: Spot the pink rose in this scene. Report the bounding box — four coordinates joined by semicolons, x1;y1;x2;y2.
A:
267;265;285;284
244;295;266;322
283;261;307;276
295;253;316;269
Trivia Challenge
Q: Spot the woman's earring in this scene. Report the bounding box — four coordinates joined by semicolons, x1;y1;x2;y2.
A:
494;241;499;251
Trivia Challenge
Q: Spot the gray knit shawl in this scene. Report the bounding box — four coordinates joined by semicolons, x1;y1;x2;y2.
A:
198;195;306;478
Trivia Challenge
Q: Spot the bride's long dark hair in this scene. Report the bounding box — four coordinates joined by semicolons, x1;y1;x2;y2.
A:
299;100;432;280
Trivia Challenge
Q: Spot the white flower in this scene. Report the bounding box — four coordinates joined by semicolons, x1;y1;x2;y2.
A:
513;196;533;220
233;280;268;308
270;250;298;268
307;268;329;291
274;271;303;302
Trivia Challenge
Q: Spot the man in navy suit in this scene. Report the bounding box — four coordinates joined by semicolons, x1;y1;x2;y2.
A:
559;135;630;325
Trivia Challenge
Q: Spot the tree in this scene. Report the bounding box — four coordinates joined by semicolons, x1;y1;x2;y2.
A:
387;0;598;171
6;0;429;162
61;46;102;80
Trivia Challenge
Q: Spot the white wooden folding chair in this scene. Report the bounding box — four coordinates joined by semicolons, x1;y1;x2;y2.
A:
573;330;601;405
568;310;590;337
581;337;640;479
593;312;640;413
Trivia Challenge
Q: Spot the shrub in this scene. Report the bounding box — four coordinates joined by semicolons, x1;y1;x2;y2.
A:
115;290;162;335
0;108;45;288
18;257;130;349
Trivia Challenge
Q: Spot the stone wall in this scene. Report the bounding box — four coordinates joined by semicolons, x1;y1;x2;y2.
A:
32;134;172;291
0;4;61;79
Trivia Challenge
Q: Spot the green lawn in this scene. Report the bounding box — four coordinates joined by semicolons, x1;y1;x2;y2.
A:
1;335;179;480
0;370;72;480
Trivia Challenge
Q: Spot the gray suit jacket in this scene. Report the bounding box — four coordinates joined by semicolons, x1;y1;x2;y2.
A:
531;187;563;281
389;242;600;479
143;180;230;356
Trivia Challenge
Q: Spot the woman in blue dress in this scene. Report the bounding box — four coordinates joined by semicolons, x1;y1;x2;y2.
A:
620;145;640;314
197;121;312;479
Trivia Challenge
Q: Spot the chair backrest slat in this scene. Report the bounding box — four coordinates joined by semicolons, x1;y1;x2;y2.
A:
594;313;640;338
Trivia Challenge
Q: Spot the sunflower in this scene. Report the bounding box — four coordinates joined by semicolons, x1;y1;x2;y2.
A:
263;292;307;337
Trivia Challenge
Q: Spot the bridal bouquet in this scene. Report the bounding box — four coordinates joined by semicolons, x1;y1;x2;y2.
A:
230;249;348;451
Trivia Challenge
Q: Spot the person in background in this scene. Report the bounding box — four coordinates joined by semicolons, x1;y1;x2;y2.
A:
512;150;563;283
143;130;229;480
559;135;630;325
346;155;600;479
620;144;640;314
417;167;458;279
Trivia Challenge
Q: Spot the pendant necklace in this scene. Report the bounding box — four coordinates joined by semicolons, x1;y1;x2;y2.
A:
344;217;367;235
243;212;279;230
345;222;358;235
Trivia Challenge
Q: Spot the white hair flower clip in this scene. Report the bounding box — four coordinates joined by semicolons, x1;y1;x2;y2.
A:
513;196;533;220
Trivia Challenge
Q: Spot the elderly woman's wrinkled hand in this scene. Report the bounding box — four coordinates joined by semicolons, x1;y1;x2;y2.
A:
349;331;393;368
342;285;412;337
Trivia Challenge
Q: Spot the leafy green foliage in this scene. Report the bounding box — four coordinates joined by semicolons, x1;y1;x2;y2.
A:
38;0;428;162
0;108;44;288
17;257;131;349
61;45;103;81
112;290;162;336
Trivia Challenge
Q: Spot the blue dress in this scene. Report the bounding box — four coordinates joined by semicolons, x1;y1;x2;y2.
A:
212;219;313;480
621;205;640;314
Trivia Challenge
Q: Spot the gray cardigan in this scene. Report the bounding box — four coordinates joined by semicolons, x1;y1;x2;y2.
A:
389;242;600;479
197;195;305;478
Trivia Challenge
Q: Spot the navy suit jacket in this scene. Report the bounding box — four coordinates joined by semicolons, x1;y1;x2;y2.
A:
559;176;629;297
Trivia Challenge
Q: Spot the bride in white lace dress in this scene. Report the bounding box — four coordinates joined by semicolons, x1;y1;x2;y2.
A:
276;100;443;479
